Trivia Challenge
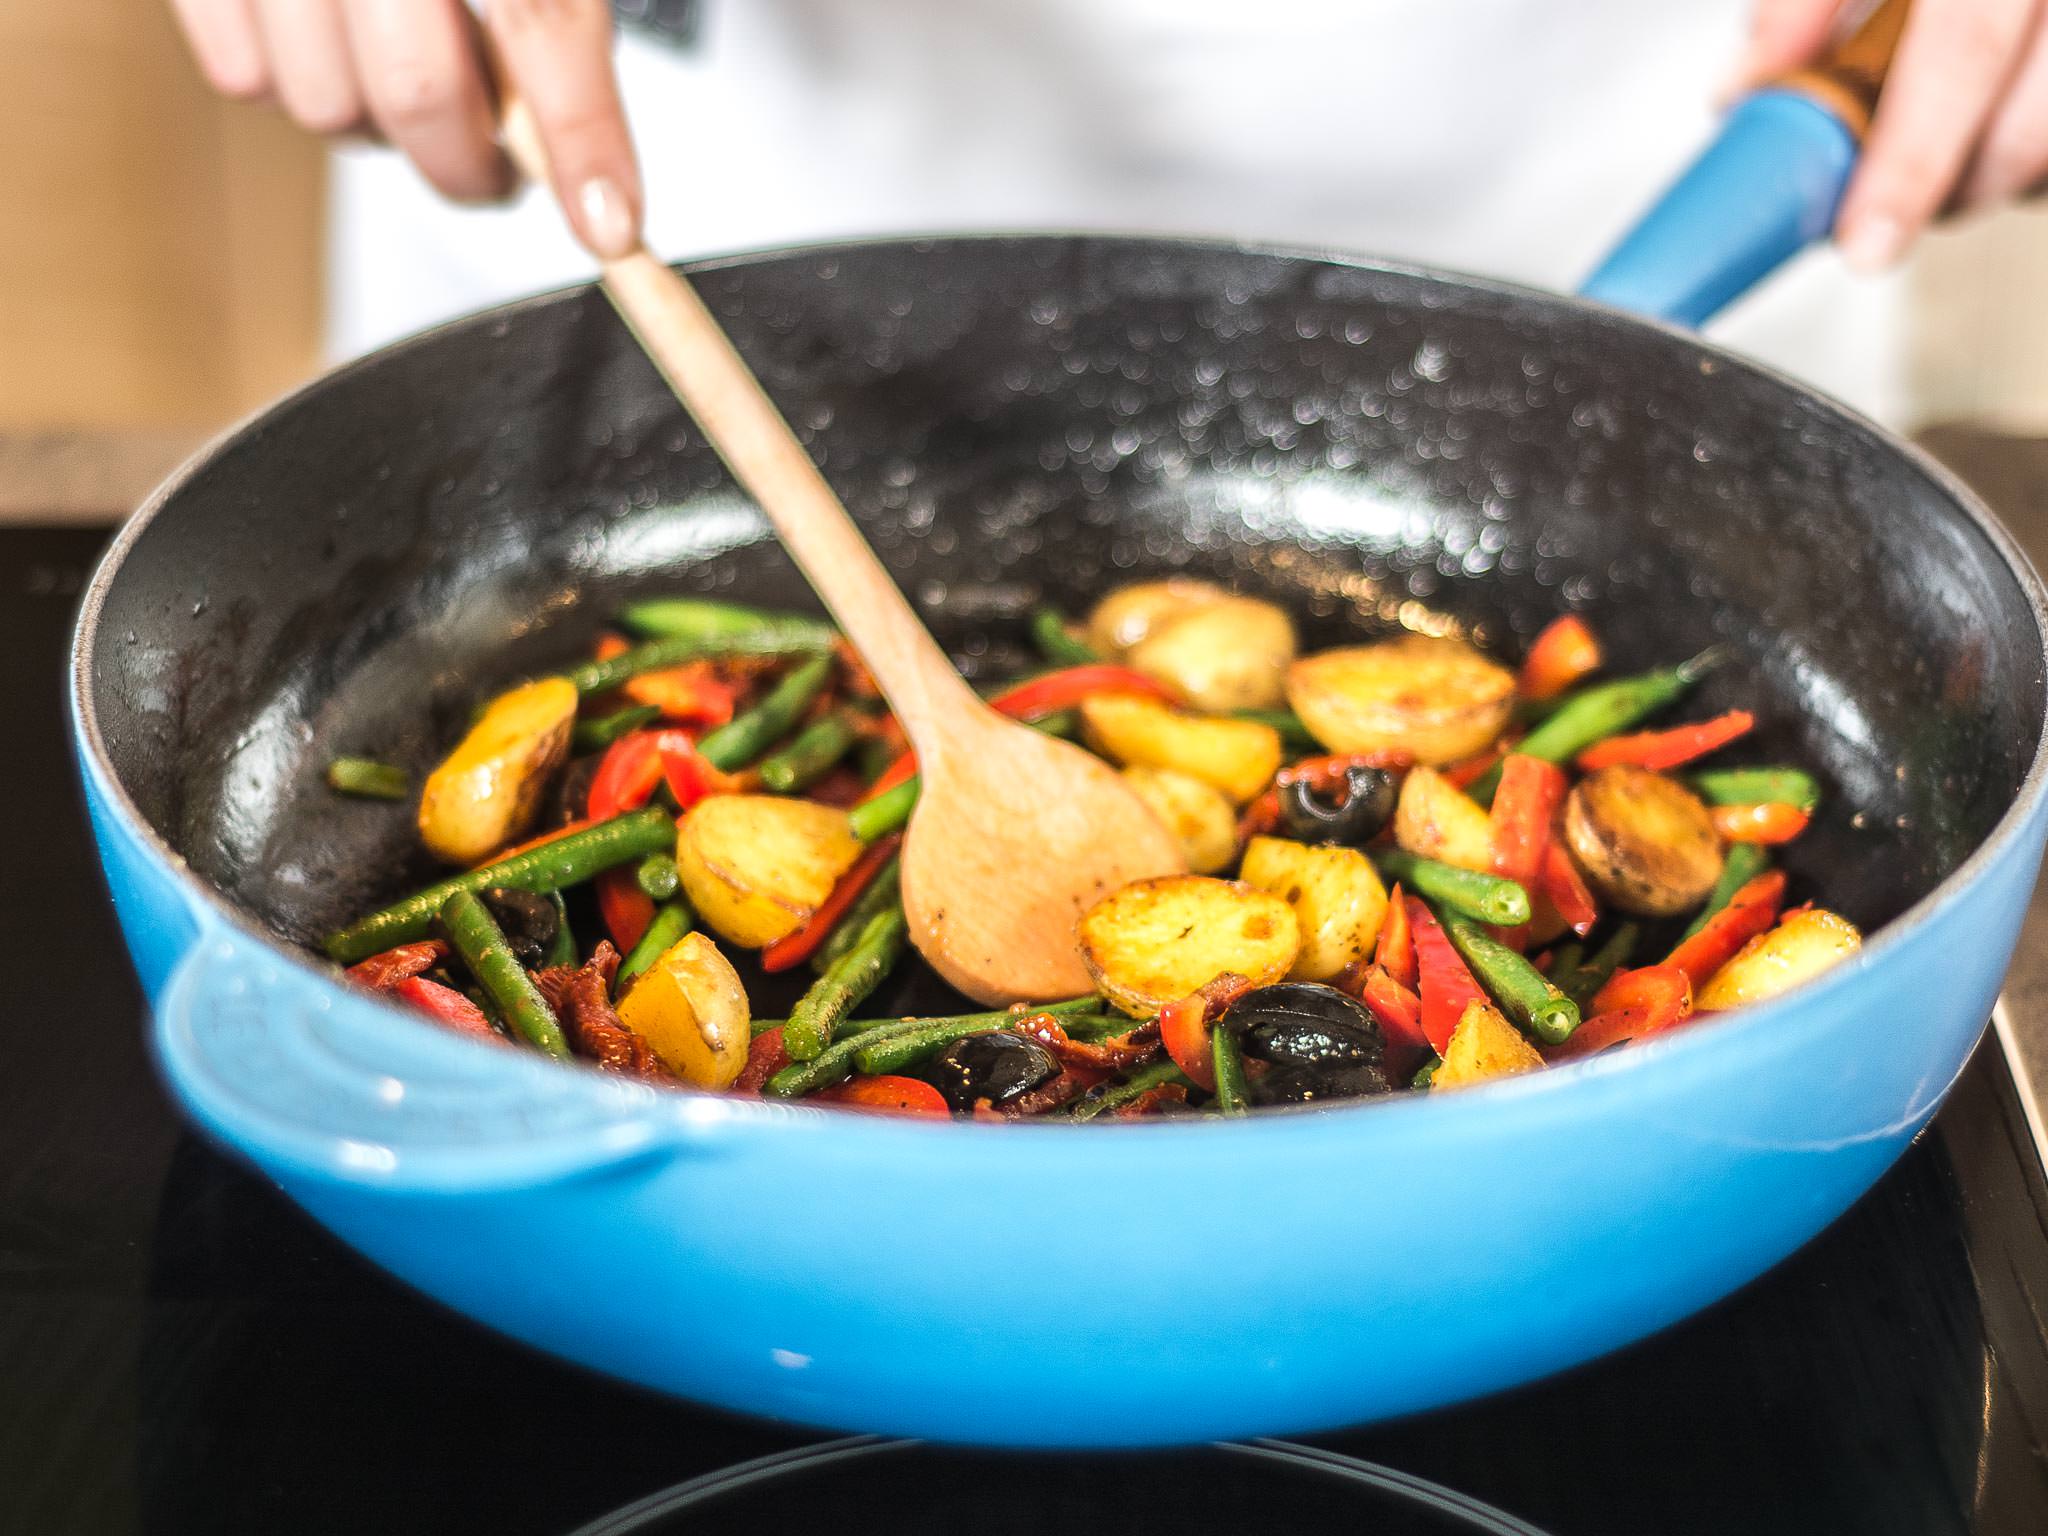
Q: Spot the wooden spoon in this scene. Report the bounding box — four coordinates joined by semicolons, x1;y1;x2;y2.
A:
497;106;1186;1004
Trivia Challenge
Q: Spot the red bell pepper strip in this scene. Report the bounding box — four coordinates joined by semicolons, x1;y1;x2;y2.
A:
760;833;904;973
391;976;500;1043
1549;963;1692;1062
1575;710;1755;772
1544;1004;1654;1062
596;869;656;952
1157;972;1255;1092
345;939;450;991
1407;894;1489;1055
1710;802;1811;844
1357;966;1431;1067
587;731;669;821
1375;884;1417;988
1664;869;1787;987
1489;755;1567;889
1237;788;1282;841
1519;614;1603;701
858;749;921;805
591;635;740;725
658;735;739;810
1444;743;1509;792
733;1026;792;1094
815;1074;951;1115
986;664;1178;720
1537;842;1599;936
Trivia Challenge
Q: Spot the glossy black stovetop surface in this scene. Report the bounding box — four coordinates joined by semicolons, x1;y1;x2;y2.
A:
9;525;2048;1535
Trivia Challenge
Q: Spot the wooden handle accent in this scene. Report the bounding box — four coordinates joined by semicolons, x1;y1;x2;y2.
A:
1774;0;1912;138
497;93;986;757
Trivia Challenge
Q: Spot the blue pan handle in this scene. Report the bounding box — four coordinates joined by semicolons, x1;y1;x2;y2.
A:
155;922;711;1193
1578;89;1857;327
1580;0;1906;325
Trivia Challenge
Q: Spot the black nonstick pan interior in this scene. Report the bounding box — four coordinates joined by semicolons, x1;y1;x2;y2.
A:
83;236;2044;1021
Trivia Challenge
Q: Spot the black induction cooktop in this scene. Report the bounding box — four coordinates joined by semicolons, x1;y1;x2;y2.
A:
9;524;2048;1535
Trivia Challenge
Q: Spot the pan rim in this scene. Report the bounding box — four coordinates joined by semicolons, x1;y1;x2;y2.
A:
68;230;2048;1134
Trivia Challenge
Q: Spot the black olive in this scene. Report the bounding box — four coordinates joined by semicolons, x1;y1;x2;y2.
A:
922;1032;1061;1112
481;887;560;968
1277;765;1397;847
1220;984;1390;1105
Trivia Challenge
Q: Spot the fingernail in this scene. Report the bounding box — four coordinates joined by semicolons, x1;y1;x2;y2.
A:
577;175;637;260
1839;215;1905;274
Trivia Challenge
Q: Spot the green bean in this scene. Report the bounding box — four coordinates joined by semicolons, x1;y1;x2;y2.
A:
1679;845;1771;941
1059;1013;1150;1041
697;653;837;771
1030;707;1082;741
812;855;904;973
852;1005;1127;1076
1067;1060;1192;1120
1556;922;1642;1012
618;598;837;649
569;633;828;696
856;734;901;783
757;707;862;793
1030;607;1100;666
1231;709;1319;751
325;757;409;800
1373;849;1530;927
1442;914;1579;1044
572;704;661;754
437;890;569;1057
765;1018;923;1097
848;777;920;843
616;900;694;992
781;907;909;1061
541;891;577;970
1541;941;1584;984
322;806;675;963
1470;647;1727;801
1411;1054;1442;1090
1210;1026;1251;1115
635;852;681;901
770;997;1103;1095
1688;767;1821;814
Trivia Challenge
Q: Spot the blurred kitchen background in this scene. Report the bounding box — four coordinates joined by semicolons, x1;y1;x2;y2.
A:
8;0;2048;522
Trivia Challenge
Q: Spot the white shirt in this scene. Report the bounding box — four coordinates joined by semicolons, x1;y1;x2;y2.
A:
330;0;1907;420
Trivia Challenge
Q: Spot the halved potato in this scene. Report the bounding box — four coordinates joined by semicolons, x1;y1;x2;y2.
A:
676;794;863;948
1122;766;1240;875
1392;765;1496;873
1127;596;1298;712
1239;835;1390;982
1286;635;1515;765
1086;577;1229;657
1563;766;1723;917
1432;1000;1545;1089
1078;875;1300;1017
418;676;577;865
1696;908;1862;1011
1080;693;1282;804
615;931;752;1088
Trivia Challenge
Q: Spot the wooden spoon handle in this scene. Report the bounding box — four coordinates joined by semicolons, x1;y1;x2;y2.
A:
497;95;984;746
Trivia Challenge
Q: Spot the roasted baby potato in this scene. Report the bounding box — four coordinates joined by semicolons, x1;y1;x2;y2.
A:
1286;635;1515;765
1122;766;1240;875
1563;766;1723;917
1239;835;1390;982
1432;1000;1544;1090
417;676;578;865
1086;577;1229;657
1080;693;1282;804
1079;875;1300;1017
1696;908;1862;1011
615;931;752;1088
1392;765;1497;873
676;794;863;948
1127;595;1298;712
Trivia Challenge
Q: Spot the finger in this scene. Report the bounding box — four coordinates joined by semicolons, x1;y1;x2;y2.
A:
344;0;512;202
1727;0;1845;91
1959;14;2048;206
1836;0;2042;269
487;0;642;259
253;0;367;135
169;0;271;101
